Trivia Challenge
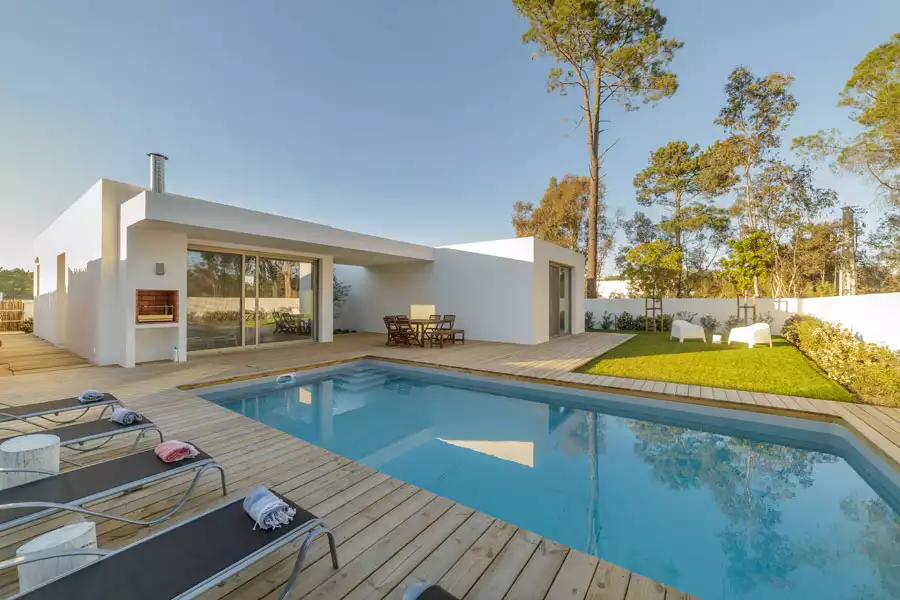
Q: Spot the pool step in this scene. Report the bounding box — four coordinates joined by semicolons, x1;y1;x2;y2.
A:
333;368;387;392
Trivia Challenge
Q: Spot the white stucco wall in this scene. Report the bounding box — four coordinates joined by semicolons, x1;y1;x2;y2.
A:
33;180;146;362
336;237;584;345
796;293;900;350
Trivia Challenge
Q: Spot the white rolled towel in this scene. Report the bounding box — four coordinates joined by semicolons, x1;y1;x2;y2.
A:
109;407;143;426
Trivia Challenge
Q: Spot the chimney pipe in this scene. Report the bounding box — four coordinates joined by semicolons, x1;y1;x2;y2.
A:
147;152;168;193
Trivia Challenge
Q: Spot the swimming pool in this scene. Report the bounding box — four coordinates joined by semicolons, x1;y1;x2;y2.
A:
202;361;900;600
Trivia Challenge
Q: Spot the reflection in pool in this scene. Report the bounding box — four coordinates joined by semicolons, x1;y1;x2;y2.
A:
206;364;900;600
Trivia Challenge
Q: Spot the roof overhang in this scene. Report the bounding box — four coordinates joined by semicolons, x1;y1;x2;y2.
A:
120;191;434;266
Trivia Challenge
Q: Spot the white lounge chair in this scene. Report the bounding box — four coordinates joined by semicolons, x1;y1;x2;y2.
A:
670;320;706;343
728;322;773;348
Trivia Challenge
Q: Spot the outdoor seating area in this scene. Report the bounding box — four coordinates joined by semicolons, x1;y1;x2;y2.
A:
383;314;465;348
0;390;339;599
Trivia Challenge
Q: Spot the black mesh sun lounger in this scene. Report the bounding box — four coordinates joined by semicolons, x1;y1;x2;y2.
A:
0;394;120;425
415;587;459;600
0;418;162;454
0;445;226;532
5;492;338;600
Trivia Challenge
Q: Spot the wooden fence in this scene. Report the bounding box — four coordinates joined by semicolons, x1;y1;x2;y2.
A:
0;299;25;332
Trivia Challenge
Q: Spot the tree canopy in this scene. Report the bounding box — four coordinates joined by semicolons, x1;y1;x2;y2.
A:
512;0;682;296
0;268;33;299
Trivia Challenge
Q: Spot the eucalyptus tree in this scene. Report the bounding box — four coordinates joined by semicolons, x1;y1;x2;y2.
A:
512;0;682;297
713;67;798;231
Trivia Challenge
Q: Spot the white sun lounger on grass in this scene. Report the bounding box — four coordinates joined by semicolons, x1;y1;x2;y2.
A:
728;322;773;348
670;320;706;343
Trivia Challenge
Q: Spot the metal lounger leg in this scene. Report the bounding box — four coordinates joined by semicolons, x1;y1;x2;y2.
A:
129;426;164;452
278;525;339;600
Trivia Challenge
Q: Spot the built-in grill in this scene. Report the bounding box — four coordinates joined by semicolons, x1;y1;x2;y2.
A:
136;290;178;323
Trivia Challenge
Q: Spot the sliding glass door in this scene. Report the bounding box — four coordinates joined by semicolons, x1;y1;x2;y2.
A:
186;250;243;351
187;248;316;352
258;258;315;344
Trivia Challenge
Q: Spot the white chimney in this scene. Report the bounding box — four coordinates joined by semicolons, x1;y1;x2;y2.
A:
147;152;168;193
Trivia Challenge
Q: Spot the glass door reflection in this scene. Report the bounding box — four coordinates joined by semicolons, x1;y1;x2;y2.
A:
257;257;315;344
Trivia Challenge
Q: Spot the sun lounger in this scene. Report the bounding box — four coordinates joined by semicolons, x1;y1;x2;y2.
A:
0;394;121;426
728;322;773;348
670;319;706;343
0;445;225;532
0;418;162;454
4;491;337;600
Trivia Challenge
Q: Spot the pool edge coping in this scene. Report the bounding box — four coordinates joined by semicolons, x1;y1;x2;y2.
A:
179;353;900;476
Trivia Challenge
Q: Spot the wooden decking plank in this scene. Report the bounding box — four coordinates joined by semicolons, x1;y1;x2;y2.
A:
585;560;630;600
464;528;542;600
340;503;475;600
623;574;666;600
437;520;518;599
381;512;495;600
544;549;598;600
502;538;568;600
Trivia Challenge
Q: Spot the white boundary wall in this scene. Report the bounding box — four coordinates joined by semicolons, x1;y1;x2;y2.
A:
584;293;900;350
335;237;585;345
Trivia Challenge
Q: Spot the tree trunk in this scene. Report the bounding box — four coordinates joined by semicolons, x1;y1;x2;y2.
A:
585;67;602;299
744;162;760;297
674;189;683;297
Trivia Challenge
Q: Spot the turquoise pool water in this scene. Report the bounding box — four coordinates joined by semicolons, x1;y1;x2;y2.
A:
205;363;900;600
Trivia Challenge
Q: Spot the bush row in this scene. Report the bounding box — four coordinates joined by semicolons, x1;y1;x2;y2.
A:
585;310;773;334
782;315;900;407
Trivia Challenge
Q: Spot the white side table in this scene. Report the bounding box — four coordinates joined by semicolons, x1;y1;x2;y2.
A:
712;334;723;344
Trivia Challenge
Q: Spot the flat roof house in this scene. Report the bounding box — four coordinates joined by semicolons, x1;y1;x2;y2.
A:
33;156;584;367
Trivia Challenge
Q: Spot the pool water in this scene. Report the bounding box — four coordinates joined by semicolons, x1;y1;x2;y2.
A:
206;363;900;600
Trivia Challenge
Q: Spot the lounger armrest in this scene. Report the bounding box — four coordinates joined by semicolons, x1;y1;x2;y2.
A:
0;548;112;572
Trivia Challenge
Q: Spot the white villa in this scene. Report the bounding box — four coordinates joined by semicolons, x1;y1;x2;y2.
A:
33;156;584;367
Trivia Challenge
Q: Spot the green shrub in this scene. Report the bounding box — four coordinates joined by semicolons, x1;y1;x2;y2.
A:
600;311;614;330
585;311;595;330
615;311;637;331
782;315;900;407
20;318;33;334
754;311;774;326
723;315;744;334
700;314;720;333
673;311;697;323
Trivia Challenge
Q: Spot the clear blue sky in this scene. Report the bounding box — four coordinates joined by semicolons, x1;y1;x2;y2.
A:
1;0;897;271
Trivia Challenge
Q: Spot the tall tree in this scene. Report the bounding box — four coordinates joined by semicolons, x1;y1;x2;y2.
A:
753;162;838;297
633;140;735;295
513;175;616;276
512;0;682;297
713;67;798;231
794;33;900;206
718;232;774;298
513;175;591;252
621;239;682;298
711;66;798;296
0;268;33;298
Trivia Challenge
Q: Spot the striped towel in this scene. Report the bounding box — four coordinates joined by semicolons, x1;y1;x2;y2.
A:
109;407;143;426
243;487;296;530
78;390;105;404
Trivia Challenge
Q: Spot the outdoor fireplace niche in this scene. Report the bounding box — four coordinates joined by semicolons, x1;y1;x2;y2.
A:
136;290;178;324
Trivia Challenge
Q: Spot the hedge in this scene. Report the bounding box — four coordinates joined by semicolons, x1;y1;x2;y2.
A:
781;315;900;407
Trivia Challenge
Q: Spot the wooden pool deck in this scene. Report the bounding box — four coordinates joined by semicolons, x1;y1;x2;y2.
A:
0;331;898;599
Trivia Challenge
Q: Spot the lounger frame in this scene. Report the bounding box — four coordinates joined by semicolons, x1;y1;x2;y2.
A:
0;457;227;532
2;499;338;600
0;397;121;426
0;421;163;454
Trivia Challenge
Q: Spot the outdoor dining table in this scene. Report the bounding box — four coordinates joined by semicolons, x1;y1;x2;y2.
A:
408;318;450;347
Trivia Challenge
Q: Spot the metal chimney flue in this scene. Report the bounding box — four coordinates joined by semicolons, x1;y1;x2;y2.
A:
147;152;168;193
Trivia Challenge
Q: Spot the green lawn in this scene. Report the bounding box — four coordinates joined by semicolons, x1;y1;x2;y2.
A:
578;331;855;402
